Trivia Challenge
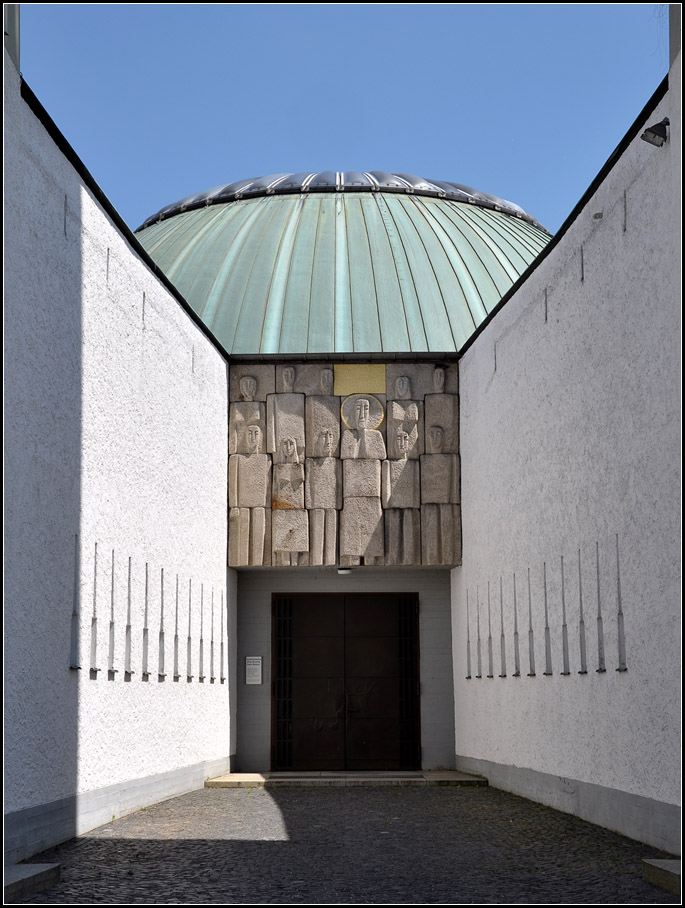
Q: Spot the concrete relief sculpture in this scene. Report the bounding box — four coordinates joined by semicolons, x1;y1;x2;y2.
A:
272;437;308;566
382;429;421;565
228;424;272;566
421;426;461;565
229;401;265;454
227;362;461;568
340;395;386;565
229;364;275;401
340;395;386;461
267;393;305;463
387;399;422;460
305;428;342;566
433;366;446;393
425;393;459;453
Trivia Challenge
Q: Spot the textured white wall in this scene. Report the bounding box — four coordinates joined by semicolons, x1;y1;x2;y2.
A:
453;60;680;808
4;49;232;815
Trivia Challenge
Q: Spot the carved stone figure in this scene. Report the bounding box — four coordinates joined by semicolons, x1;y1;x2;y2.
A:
387;400;421;459
421;504;461;566
433;367;446;392
229;364;275;401
321;367;334;395
340;396;386;460
228;425;272;566
305;430;342;565
395;375;411;399
272;436;307;565
267;393;305;462
382;430;421;565
425;394;458;452
229;402;265;454
420;429;460;565
278;365;296;393
339;398;385;564
305;396;340;458
239;375;257;401
272;510;309;565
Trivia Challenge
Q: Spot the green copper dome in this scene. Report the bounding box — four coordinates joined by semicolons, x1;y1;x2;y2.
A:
135;172;551;355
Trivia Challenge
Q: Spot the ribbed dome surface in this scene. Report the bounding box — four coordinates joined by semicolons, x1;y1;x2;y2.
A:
136;174;551;355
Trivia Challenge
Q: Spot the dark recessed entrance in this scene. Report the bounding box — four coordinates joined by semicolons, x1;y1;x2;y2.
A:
272;593;420;771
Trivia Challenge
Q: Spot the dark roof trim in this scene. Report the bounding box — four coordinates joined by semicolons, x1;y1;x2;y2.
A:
18;77;233;365
227;352;460;364
457;72;670;361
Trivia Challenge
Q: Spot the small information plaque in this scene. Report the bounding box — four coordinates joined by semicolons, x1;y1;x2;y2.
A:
245;656;263;685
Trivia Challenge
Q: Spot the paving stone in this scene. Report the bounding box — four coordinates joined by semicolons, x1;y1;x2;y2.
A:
14;787;679;905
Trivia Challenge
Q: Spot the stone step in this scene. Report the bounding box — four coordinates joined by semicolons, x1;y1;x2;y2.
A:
641;858;681;895
4;862;61;903
205;770;487;789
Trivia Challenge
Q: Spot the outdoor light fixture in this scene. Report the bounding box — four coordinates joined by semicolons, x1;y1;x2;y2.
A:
337;568;352;575
640;117;670;147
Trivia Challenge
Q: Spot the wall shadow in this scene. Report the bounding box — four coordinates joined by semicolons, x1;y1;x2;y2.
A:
4;65;82;861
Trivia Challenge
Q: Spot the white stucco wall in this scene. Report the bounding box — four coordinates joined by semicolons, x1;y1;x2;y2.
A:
453;58;680;819
4;49;231;821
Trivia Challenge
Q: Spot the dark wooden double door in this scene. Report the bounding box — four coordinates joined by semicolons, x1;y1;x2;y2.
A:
272;593;420;771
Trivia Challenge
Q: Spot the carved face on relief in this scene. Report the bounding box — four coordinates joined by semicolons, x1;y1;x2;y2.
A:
239;376;257;401
396;430;410;458
395;376;411;399
433;367;445;392
321;368;333;394
246;424;263;453
428;425;443;453
319;429;334;458
281;437;298;463
355;398;371;430
282;367;295;392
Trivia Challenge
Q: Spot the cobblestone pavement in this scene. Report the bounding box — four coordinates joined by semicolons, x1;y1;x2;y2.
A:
16;786;679;904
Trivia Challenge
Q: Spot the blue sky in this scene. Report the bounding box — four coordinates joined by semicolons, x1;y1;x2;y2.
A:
19;4;670;234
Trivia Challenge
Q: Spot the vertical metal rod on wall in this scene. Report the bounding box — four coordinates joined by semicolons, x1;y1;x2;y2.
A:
186;579;193;681
174;574;180;681
596;542;606;672
486;581;494;678
220;590;226;684
142;562;149;680
499;577;506;677
465;590;472;679
476;587;482;678
124;557;133;677
210;588;216;683
578;548;587;674
513;572;521;677
560;554;570;675
199;583;205;682
543;562;552;675
616;534;627;671
527;567;536;677
69;534;81;670
108;549;117;677
158;567;166;680
89;542;99;675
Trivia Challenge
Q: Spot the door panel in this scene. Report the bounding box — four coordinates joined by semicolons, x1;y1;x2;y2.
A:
272;593;419;770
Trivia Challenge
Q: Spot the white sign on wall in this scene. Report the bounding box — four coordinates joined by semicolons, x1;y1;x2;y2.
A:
245;656;263;685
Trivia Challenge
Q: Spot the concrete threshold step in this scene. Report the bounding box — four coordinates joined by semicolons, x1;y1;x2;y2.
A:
4;862;60;903
641;858;681;895
206;770;487;789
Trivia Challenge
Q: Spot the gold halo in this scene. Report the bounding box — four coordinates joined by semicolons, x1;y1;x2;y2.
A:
340;394;385;431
